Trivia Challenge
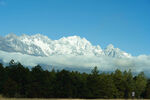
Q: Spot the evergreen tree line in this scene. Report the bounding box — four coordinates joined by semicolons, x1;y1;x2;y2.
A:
0;60;150;99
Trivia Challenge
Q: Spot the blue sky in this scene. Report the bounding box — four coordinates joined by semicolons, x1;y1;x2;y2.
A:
0;0;150;56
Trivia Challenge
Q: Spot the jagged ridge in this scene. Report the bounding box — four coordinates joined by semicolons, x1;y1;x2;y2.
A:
0;33;131;58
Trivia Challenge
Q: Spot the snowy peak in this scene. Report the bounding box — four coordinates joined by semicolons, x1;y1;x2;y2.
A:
0;34;131;58
5;33;17;38
104;44;131;58
59;36;91;46
106;44;114;50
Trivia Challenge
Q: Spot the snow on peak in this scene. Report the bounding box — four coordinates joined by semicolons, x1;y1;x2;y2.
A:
104;44;131;58
0;33;131;58
5;33;18;40
106;44;114;49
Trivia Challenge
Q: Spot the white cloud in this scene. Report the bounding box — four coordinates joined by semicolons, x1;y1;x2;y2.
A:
0;50;150;75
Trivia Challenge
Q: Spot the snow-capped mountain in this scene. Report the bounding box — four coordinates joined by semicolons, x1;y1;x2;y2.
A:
1;33;150;76
0;33;131;58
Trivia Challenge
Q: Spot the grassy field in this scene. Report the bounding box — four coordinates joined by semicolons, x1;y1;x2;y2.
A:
0;98;148;100
0;96;147;100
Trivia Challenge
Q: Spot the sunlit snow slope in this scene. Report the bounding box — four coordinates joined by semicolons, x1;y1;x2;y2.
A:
0;33;131;58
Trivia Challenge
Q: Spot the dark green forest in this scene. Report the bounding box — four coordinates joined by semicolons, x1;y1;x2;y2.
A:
0;60;150;99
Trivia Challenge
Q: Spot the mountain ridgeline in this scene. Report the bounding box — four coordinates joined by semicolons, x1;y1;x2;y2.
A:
0;60;150;99
0;33;131;57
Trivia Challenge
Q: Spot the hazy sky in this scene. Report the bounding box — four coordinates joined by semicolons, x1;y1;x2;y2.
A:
0;0;150;56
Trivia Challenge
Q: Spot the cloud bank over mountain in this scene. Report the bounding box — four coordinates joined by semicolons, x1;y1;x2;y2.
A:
0;34;150;74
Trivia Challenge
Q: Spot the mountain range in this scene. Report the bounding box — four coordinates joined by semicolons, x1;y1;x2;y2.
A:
0;33;150;76
0;33;131;58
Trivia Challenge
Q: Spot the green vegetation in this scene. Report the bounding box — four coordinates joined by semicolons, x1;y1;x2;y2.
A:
0;60;150;99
